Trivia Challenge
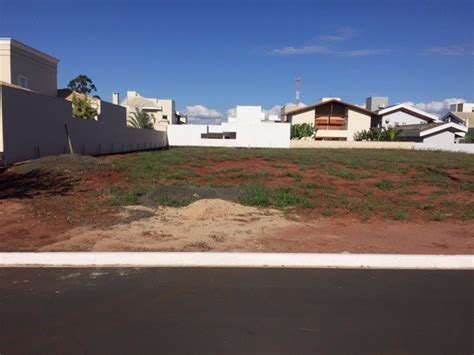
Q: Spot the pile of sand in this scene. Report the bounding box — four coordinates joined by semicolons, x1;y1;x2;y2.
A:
40;199;296;252
174;199;274;219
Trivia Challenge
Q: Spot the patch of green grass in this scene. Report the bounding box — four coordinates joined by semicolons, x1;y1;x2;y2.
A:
240;185;272;207
281;171;303;182
240;185;314;209
108;187;144;206
420;204;435;211
326;167;357;180
376;180;395;191
156;196;191;207
273;187;314;209
393;209;409;221
302;182;335;190
164;169;197;180
221;167;245;174
422;169;451;186
431;212;446;222
462;207;474;220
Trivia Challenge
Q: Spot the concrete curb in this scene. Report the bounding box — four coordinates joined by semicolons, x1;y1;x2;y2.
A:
0;252;472;269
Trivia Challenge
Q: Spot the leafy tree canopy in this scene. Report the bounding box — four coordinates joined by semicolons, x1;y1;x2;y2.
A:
67;75;97;96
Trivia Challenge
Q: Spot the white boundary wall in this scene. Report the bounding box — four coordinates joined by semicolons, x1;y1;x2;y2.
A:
290;140;474;154
168;122;290;148
0;85;167;164
0;252;472;270
169;105;290;148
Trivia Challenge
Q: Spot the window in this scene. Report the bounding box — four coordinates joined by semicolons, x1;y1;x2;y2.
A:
162;115;168;120
18;75;28;89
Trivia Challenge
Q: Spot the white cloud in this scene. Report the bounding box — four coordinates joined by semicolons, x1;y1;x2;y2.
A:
320;27;355;42
270;45;331;56
402;98;466;116
263;105;284;116
227;107;237;118
185;105;223;119
270;44;389;57
338;49;390;57
425;45;474;56
185;105;225;125
269;26;389;57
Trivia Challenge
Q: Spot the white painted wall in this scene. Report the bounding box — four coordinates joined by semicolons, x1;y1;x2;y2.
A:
423;131;454;144
0;85;167;164
168;106;290;148
290;140;474;154
381;111;432;128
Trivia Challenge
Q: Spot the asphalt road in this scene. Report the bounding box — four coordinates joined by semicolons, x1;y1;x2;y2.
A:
0;268;472;354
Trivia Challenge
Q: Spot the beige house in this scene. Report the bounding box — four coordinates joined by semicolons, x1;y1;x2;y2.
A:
284;99;374;141
120;91;186;130
0;38;59;96
442;102;474;136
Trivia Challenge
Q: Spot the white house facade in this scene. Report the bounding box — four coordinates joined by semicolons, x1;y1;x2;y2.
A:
375;104;439;129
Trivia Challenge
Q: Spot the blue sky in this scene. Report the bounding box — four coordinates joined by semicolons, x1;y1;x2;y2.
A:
1;0;473;120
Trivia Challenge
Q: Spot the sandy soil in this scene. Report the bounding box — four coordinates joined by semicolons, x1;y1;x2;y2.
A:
9;198;467;254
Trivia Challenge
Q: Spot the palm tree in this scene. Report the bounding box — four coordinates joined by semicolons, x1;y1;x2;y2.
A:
127;108;154;129
385;127;400;141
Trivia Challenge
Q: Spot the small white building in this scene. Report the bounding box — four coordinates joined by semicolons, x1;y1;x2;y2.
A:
374;103;439;129
397;122;467;144
441;102;474;136
168;106;290;148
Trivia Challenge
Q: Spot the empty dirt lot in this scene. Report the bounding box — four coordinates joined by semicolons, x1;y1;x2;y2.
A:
0;148;473;253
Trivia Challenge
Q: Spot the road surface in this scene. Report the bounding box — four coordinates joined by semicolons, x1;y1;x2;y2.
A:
0;268;472;354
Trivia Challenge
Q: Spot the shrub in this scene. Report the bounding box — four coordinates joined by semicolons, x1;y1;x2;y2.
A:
354;127;400;141
72;95;98;120
464;135;474;144
291;123;316;140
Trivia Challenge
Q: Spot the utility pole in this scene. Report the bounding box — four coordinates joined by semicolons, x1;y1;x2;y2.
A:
295;77;302;107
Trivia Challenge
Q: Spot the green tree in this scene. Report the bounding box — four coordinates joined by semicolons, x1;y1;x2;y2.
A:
72;95;98;120
67;75;98;96
128;108;154;129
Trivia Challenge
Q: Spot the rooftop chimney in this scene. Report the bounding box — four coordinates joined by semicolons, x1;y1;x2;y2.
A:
112;92;120;105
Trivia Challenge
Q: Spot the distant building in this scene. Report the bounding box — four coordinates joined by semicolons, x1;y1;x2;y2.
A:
365;96;389;111
120;91;186;130
372;103;439;129
397;122;467;144
442;102;474;135
450;102;474;113
283;99;374;141
0;38;59;96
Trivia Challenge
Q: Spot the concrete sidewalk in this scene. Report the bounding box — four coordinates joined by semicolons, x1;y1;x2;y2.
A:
0;252;472;269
